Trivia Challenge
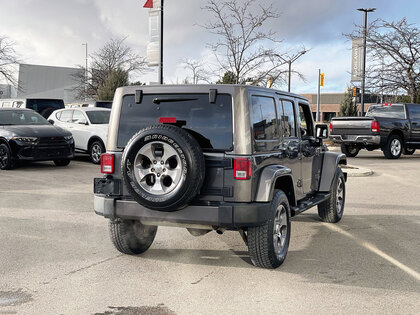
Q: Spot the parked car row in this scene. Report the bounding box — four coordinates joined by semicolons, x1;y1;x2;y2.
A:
0;106;111;169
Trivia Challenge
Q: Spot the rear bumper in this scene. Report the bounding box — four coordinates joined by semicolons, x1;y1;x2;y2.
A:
330;135;380;145
94;195;271;229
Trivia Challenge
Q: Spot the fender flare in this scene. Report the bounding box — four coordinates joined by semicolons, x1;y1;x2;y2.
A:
318;151;347;192
255;165;296;206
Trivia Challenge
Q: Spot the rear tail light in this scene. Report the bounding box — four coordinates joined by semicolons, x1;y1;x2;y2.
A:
371;121;380;133
329;122;333;132
233;158;251;180
101;153;114;174
159;117;177;123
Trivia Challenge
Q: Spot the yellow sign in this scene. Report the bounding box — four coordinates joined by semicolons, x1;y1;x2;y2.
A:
320;73;325;87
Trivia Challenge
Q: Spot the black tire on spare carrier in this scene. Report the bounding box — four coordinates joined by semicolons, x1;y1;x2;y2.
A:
121;124;205;211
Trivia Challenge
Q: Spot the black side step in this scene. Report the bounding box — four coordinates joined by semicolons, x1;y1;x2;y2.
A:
290;193;330;217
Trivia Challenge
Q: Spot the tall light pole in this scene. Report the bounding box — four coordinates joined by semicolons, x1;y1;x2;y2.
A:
159;0;164;84
277;50;307;92
357;8;375;116
82;43;88;101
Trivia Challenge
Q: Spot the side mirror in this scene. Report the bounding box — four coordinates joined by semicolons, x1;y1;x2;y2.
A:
77;120;88;125
48;119;55;125
315;124;328;139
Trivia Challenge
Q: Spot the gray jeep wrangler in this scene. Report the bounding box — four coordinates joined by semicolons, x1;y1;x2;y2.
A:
94;84;347;269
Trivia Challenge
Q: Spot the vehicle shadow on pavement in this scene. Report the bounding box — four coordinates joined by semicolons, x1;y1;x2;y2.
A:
141;248;253;268
287;213;420;292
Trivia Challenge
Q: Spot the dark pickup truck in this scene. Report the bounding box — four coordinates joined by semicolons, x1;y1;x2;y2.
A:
330;103;420;159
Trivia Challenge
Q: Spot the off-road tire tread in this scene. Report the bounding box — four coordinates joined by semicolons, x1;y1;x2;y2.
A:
318;168;345;223
248;190;290;269
122;124;205;211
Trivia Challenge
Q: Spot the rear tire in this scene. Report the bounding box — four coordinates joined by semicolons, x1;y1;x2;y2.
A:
248;190;291;269
403;147;416;155
54;159;71;166
0;143;16;170
318;168;345;223
89;140;105;164
341;144;360;157
382;134;402;159
109;219;157;255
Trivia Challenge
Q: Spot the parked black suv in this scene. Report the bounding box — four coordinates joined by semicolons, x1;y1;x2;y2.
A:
94;85;347;269
0;108;75;169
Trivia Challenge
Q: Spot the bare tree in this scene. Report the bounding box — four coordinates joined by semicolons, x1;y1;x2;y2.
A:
0;36;19;86
181;58;211;84
346;18;420;102
200;0;306;86
74;37;148;100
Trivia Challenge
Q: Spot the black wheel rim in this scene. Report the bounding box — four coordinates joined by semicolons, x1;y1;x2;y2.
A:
0;147;8;168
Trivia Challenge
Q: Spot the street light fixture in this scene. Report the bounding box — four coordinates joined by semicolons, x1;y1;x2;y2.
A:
277;50;308;92
357;8;376;116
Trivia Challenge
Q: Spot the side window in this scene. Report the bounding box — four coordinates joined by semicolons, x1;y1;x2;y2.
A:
55;111;62;120
72;110;86;123
250;95;278;141
279;100;296;137
408;105;420;119
298;103;314;138
59;110;73;122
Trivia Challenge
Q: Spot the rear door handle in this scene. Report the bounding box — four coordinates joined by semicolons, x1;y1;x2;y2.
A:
412;122;418;125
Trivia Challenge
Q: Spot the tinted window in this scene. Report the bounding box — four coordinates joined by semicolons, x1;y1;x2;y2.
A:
407;105;420;119
250;96;278;141
26;99;65;113
59;110;73;122
0;110;49;125
366;105;405;119
298;103;314;137
95;101;112;109
118;94;233;151
280;100;296;137
86;111;110;124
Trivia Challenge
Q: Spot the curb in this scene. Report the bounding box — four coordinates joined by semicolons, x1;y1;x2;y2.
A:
341;165;373;177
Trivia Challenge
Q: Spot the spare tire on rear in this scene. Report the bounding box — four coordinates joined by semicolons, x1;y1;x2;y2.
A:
121;124;205;211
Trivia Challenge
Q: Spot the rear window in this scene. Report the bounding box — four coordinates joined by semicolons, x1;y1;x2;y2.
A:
86;110;110;124
95;101;112;109
118;93;233;151
366;105;405;119
26;99;65;112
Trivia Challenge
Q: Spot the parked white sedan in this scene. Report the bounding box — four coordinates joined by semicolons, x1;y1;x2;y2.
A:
48;108;110;164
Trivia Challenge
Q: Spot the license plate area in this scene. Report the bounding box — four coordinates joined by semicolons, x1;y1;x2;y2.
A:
94;177;121;195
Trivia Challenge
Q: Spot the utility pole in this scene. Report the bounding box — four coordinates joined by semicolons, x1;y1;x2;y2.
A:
357;8;376;116
316;69;321;122
288;61;291;92
275;50;307;92
159;0;164;85
82;43;88;101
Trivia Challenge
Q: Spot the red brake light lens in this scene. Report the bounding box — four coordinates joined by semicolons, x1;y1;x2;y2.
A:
101;154;114;174
159;117;177;123
371;121;380;133
234;158;251;180
329;122;333;132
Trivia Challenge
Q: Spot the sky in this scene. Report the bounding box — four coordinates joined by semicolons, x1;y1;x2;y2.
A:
1;0;420;94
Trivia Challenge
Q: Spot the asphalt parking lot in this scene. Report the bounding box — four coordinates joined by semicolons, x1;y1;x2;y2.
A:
0;150;419;314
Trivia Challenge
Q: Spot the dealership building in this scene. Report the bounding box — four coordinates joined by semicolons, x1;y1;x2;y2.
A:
0;63;83;103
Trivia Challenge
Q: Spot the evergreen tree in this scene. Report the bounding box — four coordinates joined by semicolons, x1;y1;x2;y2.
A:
340;90;359;116
97;68;129;101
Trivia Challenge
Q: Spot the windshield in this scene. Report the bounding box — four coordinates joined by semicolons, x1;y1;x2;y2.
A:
0;110;49;125
86;111;111;124
26;99;65;112
366;105;405;119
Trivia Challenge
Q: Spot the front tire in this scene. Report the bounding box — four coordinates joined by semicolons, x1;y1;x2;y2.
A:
341;144;360;157
109;219;157;255
90;140;105;164
318;168;345;223
382;134;402;159
0;143;16;170
248;190;291;269
403;147;416;155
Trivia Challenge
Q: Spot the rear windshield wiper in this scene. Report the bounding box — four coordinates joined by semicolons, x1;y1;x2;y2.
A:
153;97;198;104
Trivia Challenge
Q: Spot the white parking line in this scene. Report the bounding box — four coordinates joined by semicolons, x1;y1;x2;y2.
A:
323;223;420;282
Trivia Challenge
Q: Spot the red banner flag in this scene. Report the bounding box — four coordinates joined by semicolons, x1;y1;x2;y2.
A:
143;0;153;8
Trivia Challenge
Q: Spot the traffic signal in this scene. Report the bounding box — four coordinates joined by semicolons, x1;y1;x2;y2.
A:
352;87;360;97
320;73;325;87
